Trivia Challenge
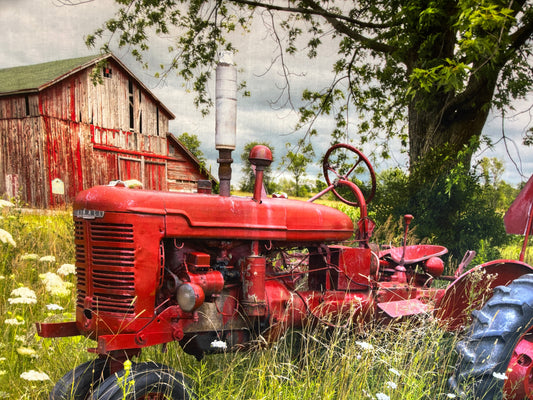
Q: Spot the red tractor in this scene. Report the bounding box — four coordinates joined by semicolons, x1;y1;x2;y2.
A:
37;140;533;399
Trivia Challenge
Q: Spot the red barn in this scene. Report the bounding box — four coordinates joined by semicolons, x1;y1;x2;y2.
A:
0;53;215;208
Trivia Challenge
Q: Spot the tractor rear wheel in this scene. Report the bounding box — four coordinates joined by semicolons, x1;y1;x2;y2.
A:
49;358;110;400
89;361;194;400
450;273;533;399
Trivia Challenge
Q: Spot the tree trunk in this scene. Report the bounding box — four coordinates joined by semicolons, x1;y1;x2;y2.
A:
407;73;498;179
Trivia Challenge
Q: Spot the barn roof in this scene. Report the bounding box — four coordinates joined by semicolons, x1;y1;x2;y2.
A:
0;55;97;94
0;53;174;118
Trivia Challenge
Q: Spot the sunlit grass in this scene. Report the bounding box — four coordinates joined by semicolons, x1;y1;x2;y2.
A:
0;203;527;399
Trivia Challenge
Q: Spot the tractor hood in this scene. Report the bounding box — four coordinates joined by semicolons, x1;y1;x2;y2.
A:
74;186;354;243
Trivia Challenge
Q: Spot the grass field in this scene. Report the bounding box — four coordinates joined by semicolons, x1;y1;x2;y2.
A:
0;201;531;399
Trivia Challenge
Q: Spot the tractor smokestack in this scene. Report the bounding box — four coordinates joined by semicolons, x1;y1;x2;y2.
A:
215;53;237;197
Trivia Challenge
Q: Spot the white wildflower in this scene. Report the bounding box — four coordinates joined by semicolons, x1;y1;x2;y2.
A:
0;199;14;208
40;272;73;297
446;393;457;398
20;253;39;261
39;255;56;263
46;303;64;311
20;370;50;381
4;318;24;325
375;393;390;400
8;296;37;305
389;367;401;377
386;381;397;389
17;347;36;356
356;341;374;350
8;287;37;304
0;228;16;247
210;340;227;350
0;275;4;280
492;371;507;380
57;263;76;276
11;287;36;299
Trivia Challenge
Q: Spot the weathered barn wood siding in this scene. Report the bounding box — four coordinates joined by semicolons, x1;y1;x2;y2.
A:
167;139;209;192
1;56;212;207
0;116;46;203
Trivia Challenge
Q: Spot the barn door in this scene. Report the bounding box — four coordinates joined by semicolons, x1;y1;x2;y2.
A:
118;157;142;182
144;161;166;191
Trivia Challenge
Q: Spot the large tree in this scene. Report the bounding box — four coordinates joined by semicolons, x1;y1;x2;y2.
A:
86;0;533;178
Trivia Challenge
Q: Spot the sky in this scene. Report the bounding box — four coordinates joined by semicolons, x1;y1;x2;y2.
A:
1;0;532;186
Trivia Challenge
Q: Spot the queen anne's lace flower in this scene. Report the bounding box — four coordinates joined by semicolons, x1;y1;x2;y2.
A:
4;318;24;325
389;368;401;376
8;296;37;305
0;229;16;247
17;347;36;356
39;255;56;263
210;340;227;350
355;341;374;350
20;253;39;261
20;370;50;381
46;303;64;311
57;263;76;276
493;372;508;380
40;272;73;297
0;199;14;208
8;287;37;304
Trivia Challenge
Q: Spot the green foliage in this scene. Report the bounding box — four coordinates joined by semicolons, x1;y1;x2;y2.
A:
239;141;276;193
282;142;315;198
367;158;511;262
178;132;206;164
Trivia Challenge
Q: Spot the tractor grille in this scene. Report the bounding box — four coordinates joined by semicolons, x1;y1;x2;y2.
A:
76;221;136;315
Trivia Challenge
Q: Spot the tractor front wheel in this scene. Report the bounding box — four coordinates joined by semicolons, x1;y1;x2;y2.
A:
450;273;533;399
49;358;110;400
89;361;194;400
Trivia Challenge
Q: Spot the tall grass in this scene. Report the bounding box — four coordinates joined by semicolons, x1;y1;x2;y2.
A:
2;203;527;399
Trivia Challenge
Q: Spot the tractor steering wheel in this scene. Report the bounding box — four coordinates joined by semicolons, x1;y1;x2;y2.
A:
322;143;376;207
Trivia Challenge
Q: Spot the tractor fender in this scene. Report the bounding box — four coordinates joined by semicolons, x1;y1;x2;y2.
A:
434;259;533;330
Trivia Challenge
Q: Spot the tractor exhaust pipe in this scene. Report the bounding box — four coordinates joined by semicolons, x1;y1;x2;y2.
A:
215;53;237;197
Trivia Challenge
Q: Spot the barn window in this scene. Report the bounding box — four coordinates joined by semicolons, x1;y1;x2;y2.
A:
138;91;142;133
128;80;134;130
156;107;160;136
103;66;112;78
25;95;30;116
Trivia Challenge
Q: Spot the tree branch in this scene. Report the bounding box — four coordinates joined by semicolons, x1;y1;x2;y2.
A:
227;0;396;29
508;16;533;55
227;0;397;54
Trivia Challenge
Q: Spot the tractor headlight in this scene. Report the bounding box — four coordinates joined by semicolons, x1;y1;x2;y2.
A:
176;283;205;312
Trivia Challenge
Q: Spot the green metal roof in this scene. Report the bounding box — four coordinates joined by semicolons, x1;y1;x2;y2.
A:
0;53;175;118
0;55;100;94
